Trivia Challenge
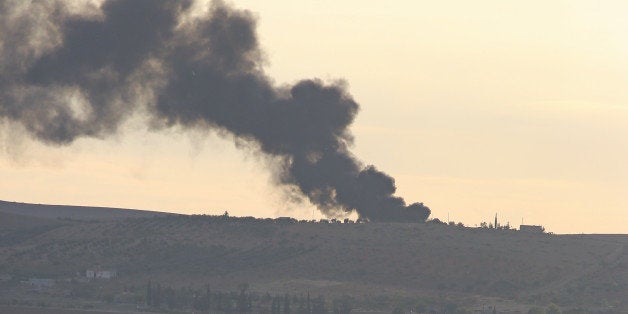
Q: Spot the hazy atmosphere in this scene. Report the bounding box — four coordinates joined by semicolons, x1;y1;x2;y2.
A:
1;1;627;313
1;0;627;233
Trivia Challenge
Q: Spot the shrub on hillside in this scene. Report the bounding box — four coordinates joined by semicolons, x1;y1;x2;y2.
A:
547;303;562;314
528;306;546;314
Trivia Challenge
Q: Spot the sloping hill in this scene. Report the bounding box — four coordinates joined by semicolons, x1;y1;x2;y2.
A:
0;214;625;312
0;212;58;230
0;200;172;221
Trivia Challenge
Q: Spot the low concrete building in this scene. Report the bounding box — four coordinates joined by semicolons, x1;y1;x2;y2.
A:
519;225;544;233
86;269;117;279
97;270;117;279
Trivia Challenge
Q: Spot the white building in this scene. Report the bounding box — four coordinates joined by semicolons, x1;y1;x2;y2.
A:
86;269;117;279
96;270;117;279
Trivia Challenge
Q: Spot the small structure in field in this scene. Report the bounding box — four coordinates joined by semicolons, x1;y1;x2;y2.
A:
519;225;545;233
86;269;117;279
26;278;55;289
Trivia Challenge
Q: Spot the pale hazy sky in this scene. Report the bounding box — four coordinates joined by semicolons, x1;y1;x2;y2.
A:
1;0;627;233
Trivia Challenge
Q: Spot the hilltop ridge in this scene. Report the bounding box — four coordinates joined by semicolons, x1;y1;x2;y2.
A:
0;209;625;312
0;200;172;221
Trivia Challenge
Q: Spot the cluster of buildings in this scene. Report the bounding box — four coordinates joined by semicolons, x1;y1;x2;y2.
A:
17;268;118;291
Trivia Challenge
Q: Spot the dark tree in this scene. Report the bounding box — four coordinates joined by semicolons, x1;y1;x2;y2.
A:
283;294;291;314
312;296;327;314
307;292;312;314
145;281;152;306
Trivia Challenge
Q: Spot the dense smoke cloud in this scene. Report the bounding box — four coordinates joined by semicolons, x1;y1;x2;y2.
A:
0;0;430;222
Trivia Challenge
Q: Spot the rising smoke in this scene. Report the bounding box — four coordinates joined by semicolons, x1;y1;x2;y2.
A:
0;0;430;222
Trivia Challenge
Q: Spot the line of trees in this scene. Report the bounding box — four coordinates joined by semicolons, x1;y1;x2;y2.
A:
145;281;353;313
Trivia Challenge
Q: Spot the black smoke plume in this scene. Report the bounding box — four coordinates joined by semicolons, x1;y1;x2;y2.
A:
0;0;430;222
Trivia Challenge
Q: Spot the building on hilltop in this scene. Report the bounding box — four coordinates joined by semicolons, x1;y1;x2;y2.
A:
519;225;545;233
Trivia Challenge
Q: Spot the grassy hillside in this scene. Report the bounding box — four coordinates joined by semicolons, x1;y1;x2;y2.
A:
0;200;172;221
0;212;58;230
0;213;625;313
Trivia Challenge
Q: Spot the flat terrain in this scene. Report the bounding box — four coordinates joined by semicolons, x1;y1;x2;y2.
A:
0;202;626;313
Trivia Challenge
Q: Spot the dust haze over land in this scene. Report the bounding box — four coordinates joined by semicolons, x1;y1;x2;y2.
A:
0;0;430;222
